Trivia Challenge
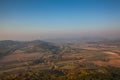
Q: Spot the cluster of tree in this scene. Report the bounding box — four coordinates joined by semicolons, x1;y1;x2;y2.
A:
0;67;120;80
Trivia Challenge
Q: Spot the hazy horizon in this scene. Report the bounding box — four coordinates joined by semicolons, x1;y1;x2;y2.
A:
0;0;120;40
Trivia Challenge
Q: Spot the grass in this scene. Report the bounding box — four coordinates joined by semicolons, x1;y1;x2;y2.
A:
60;65;76;69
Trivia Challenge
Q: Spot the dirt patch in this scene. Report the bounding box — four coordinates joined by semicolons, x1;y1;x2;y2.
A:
104;51;119;55
103;51;120;59
93;60;120;68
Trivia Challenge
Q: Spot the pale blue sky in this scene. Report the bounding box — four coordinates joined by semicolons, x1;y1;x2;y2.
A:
0;0;120;40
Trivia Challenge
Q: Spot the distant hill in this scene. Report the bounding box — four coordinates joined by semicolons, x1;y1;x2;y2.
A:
0;40;60;58
45;37;109;43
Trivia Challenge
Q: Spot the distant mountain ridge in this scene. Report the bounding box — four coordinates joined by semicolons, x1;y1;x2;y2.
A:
0;40;60;58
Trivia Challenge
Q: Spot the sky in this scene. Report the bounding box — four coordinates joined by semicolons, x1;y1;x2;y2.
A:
0;0;120;40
